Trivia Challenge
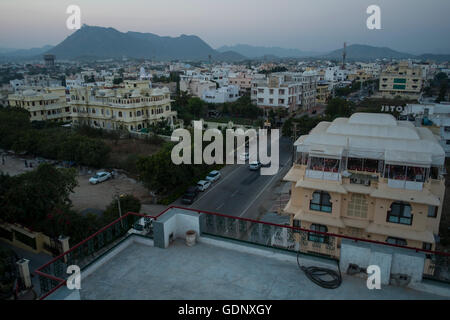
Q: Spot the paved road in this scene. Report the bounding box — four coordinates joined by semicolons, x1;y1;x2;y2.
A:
174;136;293;219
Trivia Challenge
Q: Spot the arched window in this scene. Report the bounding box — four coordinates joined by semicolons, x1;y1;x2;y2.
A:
310;191;332;212
387;202;412;225
308;224;328;243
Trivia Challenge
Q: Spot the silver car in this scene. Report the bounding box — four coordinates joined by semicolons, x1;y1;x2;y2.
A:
89;171;112;184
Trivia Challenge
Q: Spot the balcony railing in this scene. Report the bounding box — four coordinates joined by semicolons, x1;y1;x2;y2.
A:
35;206;450;300
305;169;341;181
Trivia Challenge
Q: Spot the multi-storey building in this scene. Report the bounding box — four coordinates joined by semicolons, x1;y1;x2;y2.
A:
69;81;176;132
316;81;331;105
179;79;216;98
202;85;239;104
347;69;374;82
228;73;253;95
379;61;423;99
8;86;70;122
251;72;317;115
283;113;445;275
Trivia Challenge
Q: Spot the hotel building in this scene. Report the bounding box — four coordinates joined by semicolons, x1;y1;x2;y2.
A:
69;81;176;132
379;61;423;99
8;86;70;122
283;113;445;275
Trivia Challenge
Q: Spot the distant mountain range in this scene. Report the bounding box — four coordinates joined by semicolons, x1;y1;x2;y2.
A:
0;45;54;58
1;26;449;63
216;44;320;58
42;25;246;62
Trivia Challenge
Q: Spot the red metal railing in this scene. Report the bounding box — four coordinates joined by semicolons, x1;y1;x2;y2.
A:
35;205;450;299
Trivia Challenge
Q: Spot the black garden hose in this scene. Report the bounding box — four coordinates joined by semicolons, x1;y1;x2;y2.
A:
297;251;342;289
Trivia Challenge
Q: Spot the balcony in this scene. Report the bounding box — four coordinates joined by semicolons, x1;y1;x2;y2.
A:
305;169;341;181
385;164;426;191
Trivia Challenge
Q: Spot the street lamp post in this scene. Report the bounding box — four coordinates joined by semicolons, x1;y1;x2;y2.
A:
116;194;124;228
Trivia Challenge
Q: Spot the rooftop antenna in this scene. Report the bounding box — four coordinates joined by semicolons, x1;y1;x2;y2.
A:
342;42;347;70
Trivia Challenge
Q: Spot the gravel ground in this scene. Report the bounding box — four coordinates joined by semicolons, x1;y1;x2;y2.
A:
0;152;154;214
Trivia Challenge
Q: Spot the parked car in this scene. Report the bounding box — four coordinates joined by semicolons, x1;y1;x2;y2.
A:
205;170;221;182
249;161;262;170
182;186;200;204
89;171;112;184
197;180;211;191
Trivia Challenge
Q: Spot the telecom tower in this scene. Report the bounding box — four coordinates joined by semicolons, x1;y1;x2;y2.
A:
342;42;347;70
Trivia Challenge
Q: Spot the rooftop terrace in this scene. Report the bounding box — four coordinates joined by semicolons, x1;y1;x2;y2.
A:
36;207;450;300
79;239;443;300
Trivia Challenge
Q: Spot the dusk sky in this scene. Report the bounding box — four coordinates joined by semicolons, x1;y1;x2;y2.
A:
1;0;449;54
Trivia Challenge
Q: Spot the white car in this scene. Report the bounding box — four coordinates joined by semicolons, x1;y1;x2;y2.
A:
89;171;112;184
197;180;211;191
249;161;262;170
205;170;221;182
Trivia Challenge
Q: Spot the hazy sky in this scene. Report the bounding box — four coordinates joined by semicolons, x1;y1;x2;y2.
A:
1;0;449;53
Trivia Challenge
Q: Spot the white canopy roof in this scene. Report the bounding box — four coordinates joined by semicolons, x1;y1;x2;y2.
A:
295;113;445;166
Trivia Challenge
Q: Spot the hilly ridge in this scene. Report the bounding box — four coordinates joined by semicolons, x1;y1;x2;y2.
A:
45;25;246;61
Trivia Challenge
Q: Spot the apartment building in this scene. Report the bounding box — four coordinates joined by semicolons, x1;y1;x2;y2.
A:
316;81;331;105
179;79;216;98
201;85;239;104
251;72;317;115
379;61;423;99
8;86;71;122
228;73;253;95
69;81;176;132
283;113;445;275
347;69;374;82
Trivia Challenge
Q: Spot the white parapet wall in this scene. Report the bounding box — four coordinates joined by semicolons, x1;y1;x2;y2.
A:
153;208;201;248
340;238;425;286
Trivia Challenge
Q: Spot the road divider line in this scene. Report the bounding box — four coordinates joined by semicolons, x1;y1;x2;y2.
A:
238;156;292;218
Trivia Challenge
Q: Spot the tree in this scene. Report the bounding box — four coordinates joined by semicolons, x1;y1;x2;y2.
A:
187;97;207;118
325;98;354;119
0;164;78;229
102;194;141;225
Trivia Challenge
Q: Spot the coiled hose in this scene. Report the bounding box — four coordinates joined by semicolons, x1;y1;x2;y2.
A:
297;251;342;289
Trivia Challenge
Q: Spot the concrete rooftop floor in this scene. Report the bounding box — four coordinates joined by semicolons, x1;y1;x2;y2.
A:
79;240;445;300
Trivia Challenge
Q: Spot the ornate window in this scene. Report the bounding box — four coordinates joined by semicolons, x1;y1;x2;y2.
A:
387;202;412;225
308;224;328;243
310;191;332;213
347;194;368;218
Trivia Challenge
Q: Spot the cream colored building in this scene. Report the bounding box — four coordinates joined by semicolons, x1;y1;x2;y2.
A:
69;81;176;132
283;113;445;275
379;61;423;99
347;69;374;82
8;86;70;122
316;81;331;105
